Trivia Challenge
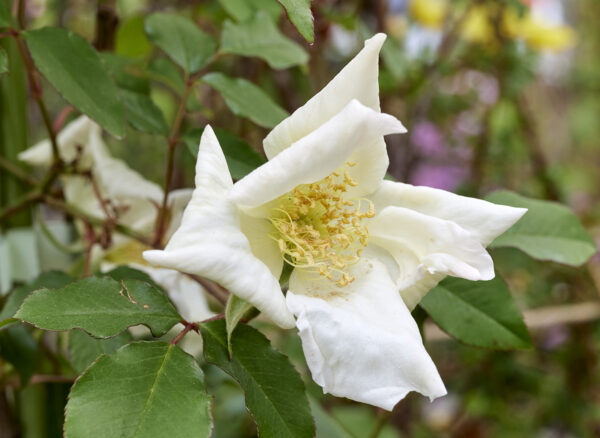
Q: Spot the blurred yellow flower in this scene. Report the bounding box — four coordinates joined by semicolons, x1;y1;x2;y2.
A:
409;0;447;29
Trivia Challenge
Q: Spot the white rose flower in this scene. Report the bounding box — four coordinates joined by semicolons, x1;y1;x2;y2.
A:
143;33;526;410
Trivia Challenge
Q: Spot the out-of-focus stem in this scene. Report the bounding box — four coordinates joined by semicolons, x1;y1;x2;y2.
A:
153;74;194;247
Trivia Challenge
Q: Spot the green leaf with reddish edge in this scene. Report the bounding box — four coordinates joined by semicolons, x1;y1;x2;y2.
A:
65;342;212;438
24;27;125;138
486;190;597;266
202;72;289;129
15;276;181;338
200;320;315;438
420;276;532;350
145;13;216;74
279;0;314;43
221;12;308;69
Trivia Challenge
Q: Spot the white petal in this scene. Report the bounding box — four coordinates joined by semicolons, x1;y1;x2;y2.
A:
130;265;214;323
370;181;527;245
239;214;283;280
89;128;163;204
369;206;495;310
164;188;193;240
19;115;99;167
287;258;446;410
143;126;294;329
230;100;406;212
263;34;386;159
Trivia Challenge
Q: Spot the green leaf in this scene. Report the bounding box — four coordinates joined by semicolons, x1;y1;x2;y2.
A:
147;57;185;93
221;12;308;69
65;342;212;438
183;127;266;179
16;276;181;338
0;325;38;384
0;0;11;28
69;329;132;374
0;48;7;75
218;0;282;22
203;72;288;128
115;15;153;58
200;320;315;438
120;89;169;135
225;294;254;355
279;0;314;43
0;270;74;323
486;190;597;266
104;265;162;289
420;276;532;350
24;27;125;138
145;13;216;74
100;53;150;94
309;397;354;438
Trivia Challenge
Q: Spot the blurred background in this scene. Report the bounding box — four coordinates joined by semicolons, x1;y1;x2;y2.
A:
1;0;600;436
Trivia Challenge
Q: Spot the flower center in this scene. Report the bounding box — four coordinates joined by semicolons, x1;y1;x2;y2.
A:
269;162;374;287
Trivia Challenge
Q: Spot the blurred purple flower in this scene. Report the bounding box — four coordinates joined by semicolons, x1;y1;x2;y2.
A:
412;163;468;191
411;121;445;155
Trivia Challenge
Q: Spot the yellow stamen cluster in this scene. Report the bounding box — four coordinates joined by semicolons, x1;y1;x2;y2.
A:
269;163;374;287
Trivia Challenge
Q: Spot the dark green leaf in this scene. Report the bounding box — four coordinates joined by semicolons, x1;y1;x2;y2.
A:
0;0;11;28
183;127;266;179
221;12;308;69
200;320;315;438
279;0;314;43
147;57;185;93
420;276;532;350
486;190;597;266
104;265;162;289
16;276;181;338
0;270;74;322
218;0;282;22
65;342;212;438
203;72;288;128
0;325;38;384
145;13;216;74
0;48;7;75
100;53;150;94
225;294;254;355
120;89;169;135
24;27;125;137
69;329;132;374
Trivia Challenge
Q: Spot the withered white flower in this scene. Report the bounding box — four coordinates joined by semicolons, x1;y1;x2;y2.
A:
143;34;526;410
20;116;213;324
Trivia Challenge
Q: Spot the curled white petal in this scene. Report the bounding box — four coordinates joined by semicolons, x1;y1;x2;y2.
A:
19;115;99;167
143;126;294;329
264;34;386;159
287;258;446;410
369;206;495;310
230;100;406;212
370;181;527;245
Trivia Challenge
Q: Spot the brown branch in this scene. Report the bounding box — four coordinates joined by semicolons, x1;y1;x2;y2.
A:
153;75;195;247
171;321;199;345
0;155;38;185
